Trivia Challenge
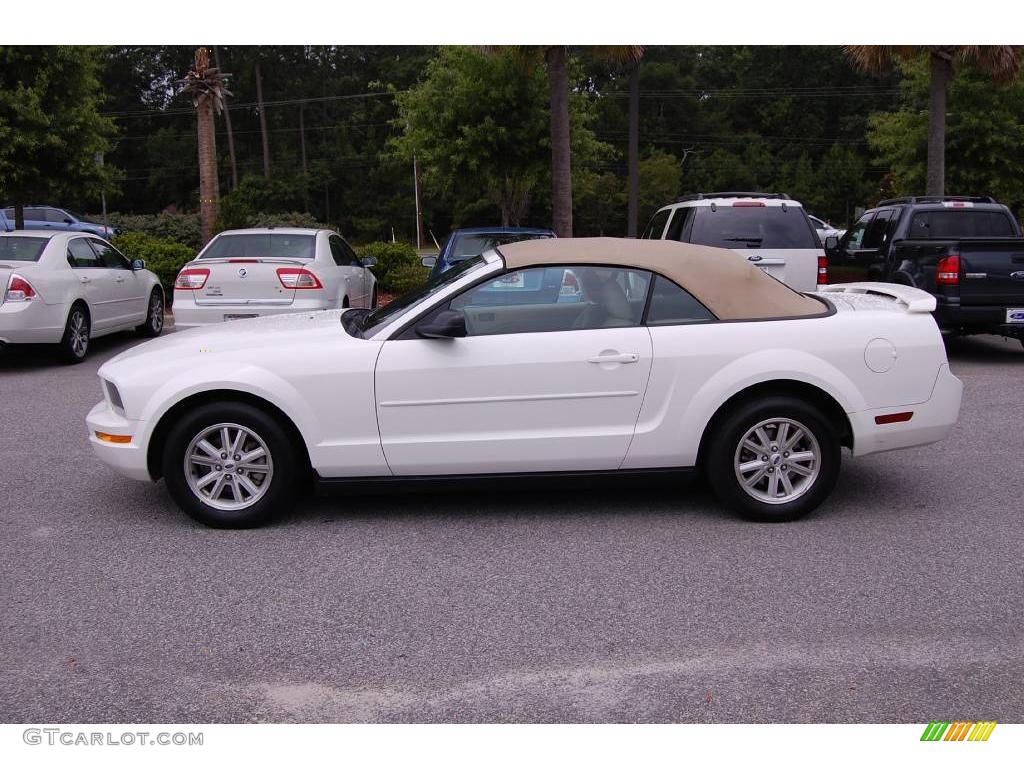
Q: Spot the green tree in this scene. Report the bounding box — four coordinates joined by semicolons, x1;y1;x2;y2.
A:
0;46;117;227
846;45;1022;195
867;59;1024;213
394;47;552;227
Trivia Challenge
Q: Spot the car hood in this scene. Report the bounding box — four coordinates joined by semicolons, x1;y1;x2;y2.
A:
102;309;358;372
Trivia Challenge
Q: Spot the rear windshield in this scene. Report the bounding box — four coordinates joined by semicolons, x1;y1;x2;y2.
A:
0;236;49;262
199;233;316;260
686;206;818;249
908;210;1016;238
451;233;552;260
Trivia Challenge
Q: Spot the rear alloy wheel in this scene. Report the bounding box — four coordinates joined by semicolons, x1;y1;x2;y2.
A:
57;305;90;364
706;396;840;522
163;402;297;528
137;290;164;337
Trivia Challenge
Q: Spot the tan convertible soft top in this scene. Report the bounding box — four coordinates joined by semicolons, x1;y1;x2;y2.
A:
496;237;824;320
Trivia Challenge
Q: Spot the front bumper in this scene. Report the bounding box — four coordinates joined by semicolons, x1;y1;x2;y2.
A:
849;363;963;456
86;400;153;482
0;299;68;345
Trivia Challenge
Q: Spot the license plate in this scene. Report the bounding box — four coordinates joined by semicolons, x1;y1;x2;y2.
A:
224;313;258;321
1007;309;1024;323
490;273;525;289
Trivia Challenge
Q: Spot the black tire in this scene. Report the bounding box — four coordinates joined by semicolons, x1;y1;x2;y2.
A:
136;289;164;337
162;402;298;528
704;395;841;522
57;304;90;364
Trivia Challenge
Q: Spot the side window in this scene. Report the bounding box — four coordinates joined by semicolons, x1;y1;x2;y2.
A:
645;275;715;325
24;209;45;222
90;239;129;269
641;209;672;239
67;238;101;268
843;214;873;251
664;207;694;241
862;211;893;250
329;236;353;266
342;239;361;267
46;208;70;223
448;265;651;336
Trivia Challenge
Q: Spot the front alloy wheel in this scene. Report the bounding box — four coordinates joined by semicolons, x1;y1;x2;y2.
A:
163;402;297;528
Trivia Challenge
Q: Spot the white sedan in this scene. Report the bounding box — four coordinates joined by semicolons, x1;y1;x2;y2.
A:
1;232;164;363
171;228;377;328
87;238;962;528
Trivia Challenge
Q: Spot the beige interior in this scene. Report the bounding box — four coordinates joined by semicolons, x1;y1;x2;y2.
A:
496;237;824;320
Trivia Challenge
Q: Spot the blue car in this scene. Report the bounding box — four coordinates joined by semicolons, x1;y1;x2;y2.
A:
0;209;12;232
422;227;555;279
0;206;116;238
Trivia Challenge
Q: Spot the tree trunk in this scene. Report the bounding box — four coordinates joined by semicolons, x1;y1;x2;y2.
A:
197;97;219;245
299;101;309;212
546;46;573;238
13;202;24;230
255;61;271;178
927;51;951;197
627;61;640;237
213;46;238;191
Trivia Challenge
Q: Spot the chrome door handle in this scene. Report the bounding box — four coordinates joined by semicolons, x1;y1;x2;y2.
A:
588;353;639;364
115;275;125;282
79;276;91;283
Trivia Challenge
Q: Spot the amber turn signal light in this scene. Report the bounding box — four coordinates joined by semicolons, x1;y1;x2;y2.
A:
95;432;132;444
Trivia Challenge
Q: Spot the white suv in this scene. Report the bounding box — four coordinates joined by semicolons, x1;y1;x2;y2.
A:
641;192;826;292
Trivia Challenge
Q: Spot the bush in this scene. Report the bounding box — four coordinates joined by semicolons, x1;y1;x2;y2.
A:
107;213;202;251
113;232;195;306
355;241;428;294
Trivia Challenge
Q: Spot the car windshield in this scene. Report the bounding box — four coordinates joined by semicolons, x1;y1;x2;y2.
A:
199;233;316;260
351;255;487;337
0;236;49;262
688;206;818;249
450;232;552;260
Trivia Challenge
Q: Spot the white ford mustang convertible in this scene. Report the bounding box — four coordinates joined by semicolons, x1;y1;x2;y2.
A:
87;238;962;527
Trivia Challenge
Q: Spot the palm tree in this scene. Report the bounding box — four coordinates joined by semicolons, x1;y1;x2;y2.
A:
179;47;231;245
482;46;642;237
845;46;1021;196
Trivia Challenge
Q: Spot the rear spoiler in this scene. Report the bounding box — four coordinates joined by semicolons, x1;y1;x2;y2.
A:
818;282;937;313
191;257;310;265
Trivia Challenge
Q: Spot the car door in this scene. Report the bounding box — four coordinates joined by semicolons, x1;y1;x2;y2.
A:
89;238;147;326
65;237;111;327
328;235;366;306
374;264;655;475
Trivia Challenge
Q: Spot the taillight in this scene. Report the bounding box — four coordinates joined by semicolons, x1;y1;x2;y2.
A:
936;254;960;285
5;274;37;302
276;268;323;289
174;268;210;290
817;256;828;285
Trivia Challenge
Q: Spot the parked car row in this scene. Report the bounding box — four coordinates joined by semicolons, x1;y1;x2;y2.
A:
1;205;117;238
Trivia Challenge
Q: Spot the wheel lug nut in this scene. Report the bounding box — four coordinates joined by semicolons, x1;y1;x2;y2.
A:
215;465;222;471
233;454;241;461
783;452;789;458
767;468;774;473
761;455;768;461
782;465;788;470
220;453;227;459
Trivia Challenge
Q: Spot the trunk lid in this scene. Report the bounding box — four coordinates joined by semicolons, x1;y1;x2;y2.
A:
956;239;1024;306
190;258;306;307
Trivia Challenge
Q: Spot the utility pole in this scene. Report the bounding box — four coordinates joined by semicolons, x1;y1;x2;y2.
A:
94;152;108;234
627;61;640;238
299;100;309;213
255;60;270;178
413;155;425;250
213;46;238;191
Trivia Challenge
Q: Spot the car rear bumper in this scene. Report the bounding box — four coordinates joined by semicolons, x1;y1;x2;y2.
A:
0;300;68;345
171;296;336;328
849;364;963;457
935;299;1024;336
86;400;153;482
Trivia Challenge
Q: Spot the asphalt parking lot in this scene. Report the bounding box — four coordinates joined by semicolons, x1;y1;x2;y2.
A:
1;329;1022;723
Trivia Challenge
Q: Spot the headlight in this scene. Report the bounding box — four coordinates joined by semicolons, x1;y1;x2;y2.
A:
103;379;125;414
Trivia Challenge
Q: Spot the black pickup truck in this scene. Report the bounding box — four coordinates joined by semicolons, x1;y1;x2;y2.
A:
827;196;1024;345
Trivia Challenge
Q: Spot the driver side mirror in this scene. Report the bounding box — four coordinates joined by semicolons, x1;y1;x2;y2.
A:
361;256;377;268
416;309;466;339
131;259;145;271
421;255;437;269
824;235;838;251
